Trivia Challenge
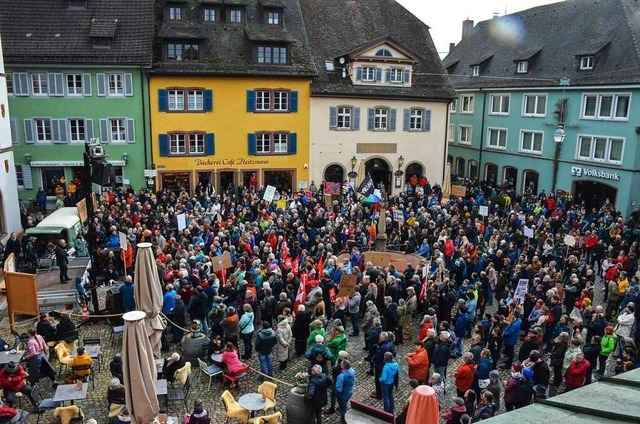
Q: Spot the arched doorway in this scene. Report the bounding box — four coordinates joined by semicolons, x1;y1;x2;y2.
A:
573;181;617;211
405;162;424;183
522;170;539;195
323;164;345;183
468;160;479;180
503;166;517;189
456;158;466;179
485;163;498;185
365;158;391;193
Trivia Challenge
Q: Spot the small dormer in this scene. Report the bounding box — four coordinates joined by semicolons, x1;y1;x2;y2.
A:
575;40;610;72
67;0;87;10
90;18;118;49
224;0;249;24
469;53;493;77
259;0;285;26
342;38;417;88
513;47;541;74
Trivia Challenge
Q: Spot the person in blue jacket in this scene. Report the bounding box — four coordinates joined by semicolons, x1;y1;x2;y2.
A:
502;312;522;368
335;359;356;424
119;276;135;313
379;351;399;413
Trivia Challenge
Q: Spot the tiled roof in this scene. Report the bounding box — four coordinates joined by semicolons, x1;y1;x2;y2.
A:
0;0;154;67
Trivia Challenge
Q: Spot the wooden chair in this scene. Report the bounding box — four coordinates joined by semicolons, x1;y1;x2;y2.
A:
257;381;277;413
249;411;282;424
221;390;249;424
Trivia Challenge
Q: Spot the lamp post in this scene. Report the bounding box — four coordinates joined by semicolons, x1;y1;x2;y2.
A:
348;155;357;185
394;155;405;189
551;124;566;194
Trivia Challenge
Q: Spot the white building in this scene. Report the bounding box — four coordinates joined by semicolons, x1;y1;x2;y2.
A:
0;35;22;235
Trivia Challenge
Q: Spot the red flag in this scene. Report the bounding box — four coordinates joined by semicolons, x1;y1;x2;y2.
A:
294;273;307;312
220;266;227;285
292;257;299;275
316;255;325;277
419;280;428;301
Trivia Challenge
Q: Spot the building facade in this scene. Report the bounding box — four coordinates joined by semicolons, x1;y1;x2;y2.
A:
150;0;315;193
445;0;640;215
301;0;453;195
0;0;154;203
0;35;22;235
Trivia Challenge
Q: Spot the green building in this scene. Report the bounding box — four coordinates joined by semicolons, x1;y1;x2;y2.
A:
0;0;154;203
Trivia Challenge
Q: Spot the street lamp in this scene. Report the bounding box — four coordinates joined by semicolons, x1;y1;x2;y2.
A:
551;123;566;194
348;156;357;184
553;125;566;144
394;155;405;189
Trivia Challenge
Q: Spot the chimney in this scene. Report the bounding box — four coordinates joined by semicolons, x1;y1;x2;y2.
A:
462;19;474;39
449;42;456;54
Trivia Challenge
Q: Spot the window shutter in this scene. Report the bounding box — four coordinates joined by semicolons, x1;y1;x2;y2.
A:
287;133;297;155
246;90;256;112
204;90;213;112
12;73;21;96
352;107;360;130
385;69;391;82
367;109;374;130
158;89;169;112
126;119;135;143
24;120;34;143
54;73;64;96
96;73;106;96
389;109;397;131
83;74;92;96
159;134;169;156
423;110;431;132
85;119;94;141
403;109;410;131
205;133;215;155
19;73;31;96
124;73;133;96
375;68;382;81
404;70;411;84
10;119;18;144
22;165;33;189
100;119;110;143
356;68;363;81
329;107;338;129
289;91;298;112
47;73;56;96
248;133;257;155
57;119;68;143
51;119;60;142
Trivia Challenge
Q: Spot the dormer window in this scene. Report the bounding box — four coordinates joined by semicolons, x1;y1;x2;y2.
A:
387;68;404;83
471;65;480;77
169;7;182;21
580;55;594;70
361;67;378;82
167;42;199;61
266;9;282;25
375;48;393;57
68;0;87;10
257;46;288;64
204;8;217;22
228;7;243;24
516;61;528;74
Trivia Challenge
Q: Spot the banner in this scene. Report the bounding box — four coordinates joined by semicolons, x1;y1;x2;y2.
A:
76;198;88;223
337;274;358;298
263;185;277;202
451;185;467;197
323;182;341;195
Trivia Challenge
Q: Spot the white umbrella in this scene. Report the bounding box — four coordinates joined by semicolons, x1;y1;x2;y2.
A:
134;242;165;355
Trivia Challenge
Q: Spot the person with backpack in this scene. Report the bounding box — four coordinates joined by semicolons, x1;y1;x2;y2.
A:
254;321;277;377
503;362;532;411
305;365;331;424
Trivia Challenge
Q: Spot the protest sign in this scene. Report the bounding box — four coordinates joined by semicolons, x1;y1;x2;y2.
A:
263;185;276;202
393;209;404;222
451;185;466;197
524;226;534;239
212;252;233;272
479;205;489;217
177;213;187;231
337;274;358;298
514;278;529;304
76;198;88;223
119;232;128;250
564;235;576;247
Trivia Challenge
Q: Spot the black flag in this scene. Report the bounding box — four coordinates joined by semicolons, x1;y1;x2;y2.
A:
358;173;374;196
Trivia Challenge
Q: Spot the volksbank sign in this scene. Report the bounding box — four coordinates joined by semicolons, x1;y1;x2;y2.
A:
571;166;621;182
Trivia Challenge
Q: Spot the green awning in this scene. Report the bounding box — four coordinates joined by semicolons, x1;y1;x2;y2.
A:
25;227;64;236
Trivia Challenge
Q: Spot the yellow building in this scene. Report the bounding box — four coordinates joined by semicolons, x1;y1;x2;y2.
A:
151;0;315;193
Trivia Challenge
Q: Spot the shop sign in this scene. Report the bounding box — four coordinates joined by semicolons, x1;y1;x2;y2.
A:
194;158;270;168
571;166;620;182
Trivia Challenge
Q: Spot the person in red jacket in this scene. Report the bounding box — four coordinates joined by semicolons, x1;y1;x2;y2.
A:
455;353;476;397
0;362;35;407
405;342;430;384
564;353;591;390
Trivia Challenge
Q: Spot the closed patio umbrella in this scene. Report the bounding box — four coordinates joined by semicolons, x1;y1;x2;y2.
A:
134;242;165;355
122;310;159;424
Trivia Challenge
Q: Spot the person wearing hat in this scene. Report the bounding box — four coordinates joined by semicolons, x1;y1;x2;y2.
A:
305;364;331;424
188;399;211;424
107;378;125;418
0;362;35;407
326;324;347;366
163;352;185;384
334;358;356;424
306;334;333;375
181;320;211;363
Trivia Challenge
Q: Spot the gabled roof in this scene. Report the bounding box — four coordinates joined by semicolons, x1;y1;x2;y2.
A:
444;0;640;88
342;36;419;62
0;0;154;67
300;0;454;101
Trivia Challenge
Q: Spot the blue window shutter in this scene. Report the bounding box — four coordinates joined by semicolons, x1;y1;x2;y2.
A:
126;119;135;143
82;74;92;96
96;73;106;96
367;109;374;130
204;90;213;111
158;89;168;112
57;119;68;143
159;134;169;156
389;109;397;131
352;107;360;130
205;133;215;155
423;110;431;132
100;119;110;143
20;73;31;96
47;73;56;96
10;119;18;144
51;119;60;142
55;73;64;96
385;69;390;82
404;69;411;84
403;109;410;131
124;73;133;96
375;68;382;81
288;133;297;154
24;120;34;143
247;90;256;112
248;133;257;155
356;68;363;81
289;91;298;112
329;107;338;129
22;165;33;189
85;119;94;141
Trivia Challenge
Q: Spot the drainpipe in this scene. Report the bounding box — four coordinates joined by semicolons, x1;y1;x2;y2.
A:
477;90;487;180
141;69;149;170
443;106;450;183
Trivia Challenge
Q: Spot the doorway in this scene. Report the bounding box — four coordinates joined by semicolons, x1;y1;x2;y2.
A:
503;166;518;190
161;173;191;192
523;170;539;195
324;164;345;183
573;181;617;211
219;171;235;193
264;170;293;193
365;158;391;194
485;163;498;185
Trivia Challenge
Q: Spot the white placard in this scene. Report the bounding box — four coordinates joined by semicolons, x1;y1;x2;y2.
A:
564;235;576;247
177;213;187;231
514;278;529;304
263;185;276;202
479;205;489;217
393;209;404;222
524;226;534;239
119;232;128;250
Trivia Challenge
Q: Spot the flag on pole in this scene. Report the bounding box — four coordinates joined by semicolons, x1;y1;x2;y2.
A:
358;173;375;197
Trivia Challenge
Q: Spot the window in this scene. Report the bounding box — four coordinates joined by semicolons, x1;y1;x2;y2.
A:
229;8;242;23
257;46;287;64
337;106;352;129
6;73;13;95
204;8;216;22
266;10;281;25
362;67;377;82
516;61;529;73
374;108;388;130
256;133;270;154
448;124;454;142
170;133;187;155
388;68;404;83
108;73;124;96
66;74;83;95
520;130;543;154
110;118;127;142
273;133;288;153
32;73;48;95
169;7;182;20
167;42;199;61
168;89;185;111
487;128;507;149
409;109;423;130
523;94;547;117
461;95;474;113
582;94;631;120
256;90;271;111
15;166;23;187
256;132;289;154
490;94;510;115
580;56;594;70
273;91;289;111
69;119;86;142
189;133;205;154
459;126;471;144
577;135;624;164
449;99;457;112
254;89;289;112
471;65;480;77
376;48;393;57
34;118;52;142
187;90;204;111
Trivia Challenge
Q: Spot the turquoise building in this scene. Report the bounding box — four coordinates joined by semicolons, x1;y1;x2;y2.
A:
444;0;640;216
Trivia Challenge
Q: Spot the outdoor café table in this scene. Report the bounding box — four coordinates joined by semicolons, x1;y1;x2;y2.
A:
210;353;223;364
238;393;266;417
53;383;88;405
0;350;24;365
84;345;101;371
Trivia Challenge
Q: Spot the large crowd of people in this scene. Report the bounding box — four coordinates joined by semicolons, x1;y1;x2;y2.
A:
8;178;640;423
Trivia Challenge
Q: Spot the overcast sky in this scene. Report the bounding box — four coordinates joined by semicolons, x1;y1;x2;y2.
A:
396;0;562;55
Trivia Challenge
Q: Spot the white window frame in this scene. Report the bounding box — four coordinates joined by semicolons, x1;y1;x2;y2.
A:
169;133;187;155
576;134;625;165
374;108;389;130
516;61;529;74
169;6;182;20
388;68;404;83
31;73;48;96
519;129;544;155
471;65;480;77
361;67;377;82
109;118;127;143
522;94;547;117
189;133;205;154
273;133;288;153
337;106;352;129
15;166;24;188
489;94;510;115
459;125;472;144
69;118;86;142
449;99;457;113
256;133;270;154
6;73;13;96
580;56;594;70
168;89;185;111
487;127;507;150
409;109;423;130
229;8;242;23
267;10;281;25
273;91;289;112
187;90;204;111
460;95;474;113
448;124;454;142
107;73;124;97
66;74;83;96
256;90;271;111
34;118;52;142
581;93;631;121
204;8;216;22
